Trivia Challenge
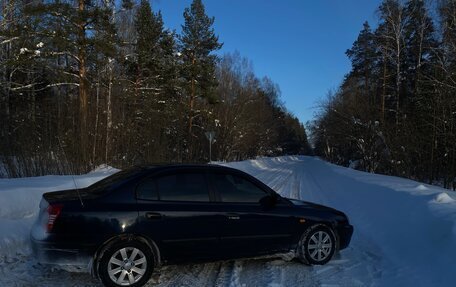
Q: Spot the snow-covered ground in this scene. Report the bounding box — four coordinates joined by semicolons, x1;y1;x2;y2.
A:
0;156;455;286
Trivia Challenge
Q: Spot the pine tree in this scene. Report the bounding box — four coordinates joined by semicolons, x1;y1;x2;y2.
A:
402;0;438;179
124;0;182;163
180;0;222;159
135;0;164;87
126;0;161;162
346;22;377;104
158;30;182;161
23;0;117;170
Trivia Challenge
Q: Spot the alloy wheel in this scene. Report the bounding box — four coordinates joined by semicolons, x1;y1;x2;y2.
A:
306;230;333;262
107;247;147;286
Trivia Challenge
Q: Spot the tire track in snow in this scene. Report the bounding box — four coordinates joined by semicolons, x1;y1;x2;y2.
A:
152;262;221;287
213;261;236;287
298;158;384;287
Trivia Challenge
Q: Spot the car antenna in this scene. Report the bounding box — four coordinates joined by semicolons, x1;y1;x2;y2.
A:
57;137;84;208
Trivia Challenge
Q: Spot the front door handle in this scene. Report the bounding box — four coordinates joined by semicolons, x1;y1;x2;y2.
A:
146;212;163;220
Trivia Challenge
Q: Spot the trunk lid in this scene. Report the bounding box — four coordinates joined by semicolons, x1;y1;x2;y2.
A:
42;188;101;203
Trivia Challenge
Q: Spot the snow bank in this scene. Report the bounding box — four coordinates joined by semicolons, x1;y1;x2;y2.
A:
0;166;118;257
89;164;118;174
415;184;429;191
433;192;456;203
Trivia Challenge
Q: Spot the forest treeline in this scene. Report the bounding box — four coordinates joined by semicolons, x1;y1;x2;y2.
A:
0;0;311;177
311;0;456;190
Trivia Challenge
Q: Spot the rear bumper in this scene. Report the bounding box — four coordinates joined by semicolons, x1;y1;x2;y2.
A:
30;236;93;269
337;224;354;250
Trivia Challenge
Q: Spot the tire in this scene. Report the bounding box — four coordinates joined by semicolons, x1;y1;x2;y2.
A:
98;240;154;287
297;224;336;265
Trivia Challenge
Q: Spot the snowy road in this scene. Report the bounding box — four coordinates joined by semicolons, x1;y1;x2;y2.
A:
1;156;455;286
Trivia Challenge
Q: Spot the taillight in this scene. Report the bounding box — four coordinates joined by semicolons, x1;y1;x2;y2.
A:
46;204;63;232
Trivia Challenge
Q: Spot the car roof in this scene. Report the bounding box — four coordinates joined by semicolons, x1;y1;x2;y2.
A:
133;163;240;173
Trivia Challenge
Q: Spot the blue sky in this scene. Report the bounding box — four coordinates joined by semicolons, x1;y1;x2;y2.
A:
153;0;382;124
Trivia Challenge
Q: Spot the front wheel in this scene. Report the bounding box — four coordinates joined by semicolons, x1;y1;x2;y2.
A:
98;240;154;287
298;224;336;265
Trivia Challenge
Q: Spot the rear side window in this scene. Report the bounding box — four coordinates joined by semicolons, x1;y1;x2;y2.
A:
88;166;141;195
137;172;209;202
212;173;268;203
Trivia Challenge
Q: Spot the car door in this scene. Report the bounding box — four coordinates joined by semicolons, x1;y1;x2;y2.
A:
209;171;295;258
135;168;221;262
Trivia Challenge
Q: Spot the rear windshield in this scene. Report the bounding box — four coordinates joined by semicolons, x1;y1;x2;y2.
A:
87;167;142;194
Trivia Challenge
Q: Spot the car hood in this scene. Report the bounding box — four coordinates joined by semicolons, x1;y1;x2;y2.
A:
286;198;345;215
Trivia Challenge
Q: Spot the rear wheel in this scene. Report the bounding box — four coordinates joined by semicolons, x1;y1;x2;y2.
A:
98;240;154;287
298;224;336;265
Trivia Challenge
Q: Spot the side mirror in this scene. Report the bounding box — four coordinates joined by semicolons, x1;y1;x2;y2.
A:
259;195;276;209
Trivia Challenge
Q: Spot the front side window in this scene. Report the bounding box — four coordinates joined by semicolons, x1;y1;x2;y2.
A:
213;173;267;203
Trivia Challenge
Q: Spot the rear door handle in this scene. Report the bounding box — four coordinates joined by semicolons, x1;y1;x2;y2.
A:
146;212;163;220
226;213;240;220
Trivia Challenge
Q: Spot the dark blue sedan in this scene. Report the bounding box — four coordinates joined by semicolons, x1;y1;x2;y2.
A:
31;164;353;287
